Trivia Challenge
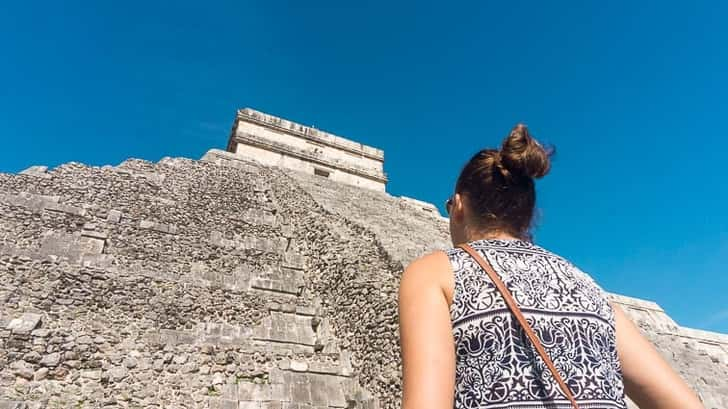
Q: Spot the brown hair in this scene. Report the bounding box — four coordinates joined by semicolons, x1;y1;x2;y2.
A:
454;124;553;241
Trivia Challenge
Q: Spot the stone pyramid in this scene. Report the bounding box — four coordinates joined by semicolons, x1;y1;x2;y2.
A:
1;117;726;409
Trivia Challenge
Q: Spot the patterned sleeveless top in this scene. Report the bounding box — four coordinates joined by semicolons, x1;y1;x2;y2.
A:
447;239;627;409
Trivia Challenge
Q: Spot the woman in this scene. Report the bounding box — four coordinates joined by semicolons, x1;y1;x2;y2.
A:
398;125;703;409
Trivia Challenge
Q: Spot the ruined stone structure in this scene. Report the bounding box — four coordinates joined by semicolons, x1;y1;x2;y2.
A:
1;110;726;409
227;109;387;191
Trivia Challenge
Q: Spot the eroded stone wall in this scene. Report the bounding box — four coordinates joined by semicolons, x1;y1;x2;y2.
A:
0;158;391;408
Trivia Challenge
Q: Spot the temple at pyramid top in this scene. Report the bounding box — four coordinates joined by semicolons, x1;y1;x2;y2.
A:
226;108;387;191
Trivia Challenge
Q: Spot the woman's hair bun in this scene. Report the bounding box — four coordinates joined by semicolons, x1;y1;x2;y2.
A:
499;123;552;179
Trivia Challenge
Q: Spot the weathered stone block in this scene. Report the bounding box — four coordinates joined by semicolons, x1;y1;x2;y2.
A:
23;351;42;363
0;400;31;409
253;312;316;347
39;231;105;263
39;352;61;367
249;266;305;296
283;250;305;270
81;370;102;380
141;194;176;206
77;236;105;254
19;165;48;176
219;383;238;400
250;279;301;296
238;208;276;226
81;228;108;240
339;350;354;377
328;385;348;408
308;375;330;406
0;192;59;212
280;223;294;238
33;367;50;381
6;313;42;335
209;232;287;254
139;220;178;234
290;360;308;372
44;201;87;216
10;360;35;380
247;237;287;254
268;368;286;384
210;231;234;248
158;329;197;346
30;328;50;338
289;382;311;404
108;365;129;382
269;382;288;401
307;362;339;375
214;326;252;345
295;306;316;316
237;382;271;400
209;398;238;409
107;209;123;223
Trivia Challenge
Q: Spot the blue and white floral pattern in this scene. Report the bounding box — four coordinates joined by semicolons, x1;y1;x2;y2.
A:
448;239;627;409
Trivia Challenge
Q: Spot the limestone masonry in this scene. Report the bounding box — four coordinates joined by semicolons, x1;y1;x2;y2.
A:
1;109;726;409
227;109;387;191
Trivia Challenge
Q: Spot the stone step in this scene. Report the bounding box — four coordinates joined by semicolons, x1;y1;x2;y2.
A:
0;192;87;217
232;208;277;227
147;304;324;355
252;311;316;350
0;229;113;267
205;356;367;409
210;232;288;255
249;267;305;296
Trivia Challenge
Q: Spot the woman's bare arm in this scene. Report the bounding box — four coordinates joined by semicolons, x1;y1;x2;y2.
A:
398;251;455;409
612;303;704;409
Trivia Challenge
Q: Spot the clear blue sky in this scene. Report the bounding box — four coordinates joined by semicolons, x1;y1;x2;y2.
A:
1;1;726;333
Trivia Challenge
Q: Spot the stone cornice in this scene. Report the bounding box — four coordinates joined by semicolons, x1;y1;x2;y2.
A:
232;133;388;184
233;108;385;162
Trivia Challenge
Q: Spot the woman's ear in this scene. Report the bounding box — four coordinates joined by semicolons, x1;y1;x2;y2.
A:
452;193;465;221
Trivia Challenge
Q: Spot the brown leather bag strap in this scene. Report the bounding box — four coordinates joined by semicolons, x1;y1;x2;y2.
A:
458;244;580;409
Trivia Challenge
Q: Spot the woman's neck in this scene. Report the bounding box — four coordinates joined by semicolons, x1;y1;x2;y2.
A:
465;229;521;242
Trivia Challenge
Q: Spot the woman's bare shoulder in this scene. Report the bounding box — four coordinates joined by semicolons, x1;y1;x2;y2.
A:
405;250;451;272
399;250;453;303
402;250;451;282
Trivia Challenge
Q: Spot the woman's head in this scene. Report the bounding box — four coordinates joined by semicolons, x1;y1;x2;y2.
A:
447;124;553;244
